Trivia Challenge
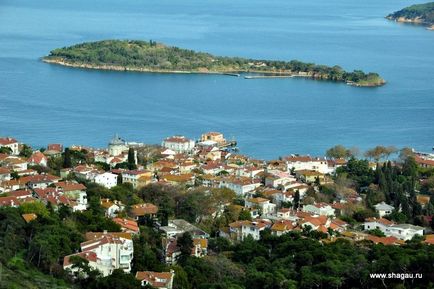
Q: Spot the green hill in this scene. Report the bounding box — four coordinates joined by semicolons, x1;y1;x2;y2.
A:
43;40;385;87
1;257;75;289
387;2;434;27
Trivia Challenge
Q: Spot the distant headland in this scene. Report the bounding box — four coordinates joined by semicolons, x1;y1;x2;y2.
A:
386;2;434;30
42;40;385;87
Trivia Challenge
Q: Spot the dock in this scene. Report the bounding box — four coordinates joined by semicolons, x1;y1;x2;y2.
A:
244;75;293;79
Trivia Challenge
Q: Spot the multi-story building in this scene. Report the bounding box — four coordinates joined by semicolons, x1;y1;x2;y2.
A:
63;232;134;277
162;136;195;153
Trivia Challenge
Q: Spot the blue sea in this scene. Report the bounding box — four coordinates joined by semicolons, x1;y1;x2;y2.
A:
0;0;433;159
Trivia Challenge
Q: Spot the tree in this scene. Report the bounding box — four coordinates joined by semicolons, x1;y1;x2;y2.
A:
133;233;166;272
63;147;72;168
353;209;376;222
367;228;386;237
10;171;20;180
385;210;407;223
19;201;49;218
19;144;33;158
399;147;414;162
92;269;142;289
364;146;397;162
127;147;137;170
177;232;194;263
0;146;12;154
325;145;353;159
293;190;300;210
238;210;252;221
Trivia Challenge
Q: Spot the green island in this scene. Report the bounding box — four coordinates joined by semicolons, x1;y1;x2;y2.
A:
43;40;385;87
386;2;434;29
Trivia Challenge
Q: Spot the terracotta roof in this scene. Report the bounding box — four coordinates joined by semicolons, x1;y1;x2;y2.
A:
228;220;251;229
366;235;403;245
100;198;115;209
271;220;294;232
22;213;37;223
0;196;20;207
0;137;17;145
296;169;324;176
123;170;151;176
247;197;269;204
193;238;208;249
27;151;47;164
425;234;434;245
84;231;132;241
131;203;158;216
415;156;434;167
9;189;33;198
47;144;63;152
202;132;223;136
416;195;430;206
112;218;139;233
163;174;193;183
63;251;97;267
0;167;10;174
55;181;86;192
164;136;192;143
135;271;174;288
365;217;394;226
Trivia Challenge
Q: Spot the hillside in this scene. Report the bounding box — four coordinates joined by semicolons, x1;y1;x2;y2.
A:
43;40;385;87
1;257;75;289
387;2;434;28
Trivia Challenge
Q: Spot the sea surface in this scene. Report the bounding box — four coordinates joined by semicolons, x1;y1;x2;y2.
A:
0;0;433;159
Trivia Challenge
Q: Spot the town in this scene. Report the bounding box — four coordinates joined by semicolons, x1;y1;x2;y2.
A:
0;133;433;289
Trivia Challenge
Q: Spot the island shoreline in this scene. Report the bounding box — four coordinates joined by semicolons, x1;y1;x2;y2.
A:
42;58;386;87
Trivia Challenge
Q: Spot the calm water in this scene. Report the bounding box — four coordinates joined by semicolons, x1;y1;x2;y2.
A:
0;0;433;159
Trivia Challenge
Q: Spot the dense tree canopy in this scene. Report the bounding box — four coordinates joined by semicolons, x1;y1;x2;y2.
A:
44;40;385;86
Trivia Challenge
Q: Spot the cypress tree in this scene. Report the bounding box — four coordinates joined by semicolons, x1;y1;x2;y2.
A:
63;147;72;168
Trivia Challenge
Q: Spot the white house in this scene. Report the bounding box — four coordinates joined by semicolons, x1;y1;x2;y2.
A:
265;170;296;188
363;218;424;241
285;155;329;174
241;220;272;241
27;151;48;167
219;177;262;196
64;232;134;277
162;136;195;153
100;198;123;218
374;202;394;218
94;172;118;189
302;203;335;217
0;137;19;155
135;271;175;289
121;170;152;189
245;197;276;217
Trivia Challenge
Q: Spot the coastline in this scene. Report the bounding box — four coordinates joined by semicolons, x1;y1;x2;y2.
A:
386;15;433;30
42;58;385;87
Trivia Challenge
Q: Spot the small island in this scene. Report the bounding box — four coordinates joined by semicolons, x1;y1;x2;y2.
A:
43;40;385;87
386;2;434;30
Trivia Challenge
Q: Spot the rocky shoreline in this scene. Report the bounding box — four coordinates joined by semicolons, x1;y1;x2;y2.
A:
42;58;384;87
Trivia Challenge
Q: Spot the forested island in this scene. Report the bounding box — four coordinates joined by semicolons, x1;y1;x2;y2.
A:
387;2;434;29
43;40;385;87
